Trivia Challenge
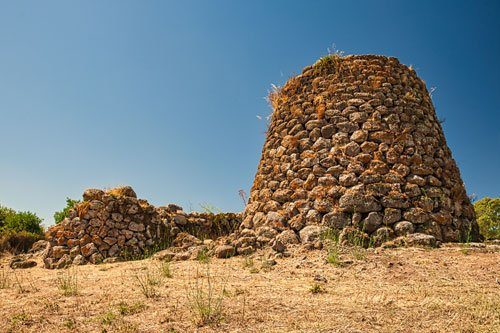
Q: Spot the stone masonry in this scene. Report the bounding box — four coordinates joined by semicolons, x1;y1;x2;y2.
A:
43;186;167;268
43;186;242;268
238;54;482;254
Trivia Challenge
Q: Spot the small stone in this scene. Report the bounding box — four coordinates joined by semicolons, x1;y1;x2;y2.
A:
314;199;333;213
173;252;191;261
30;240;49;253
322;210;350;229
9;256;37;269
56;254;72;269
83;188;104;201
266;212;286;230
276;230;299;245
237;246;254;255
271;239;286;253
152;249;176;261
347;98;365;106
299;225;326;243
103;257;119;264
108;244;120;257
403;208;429;224
383;208;401;225
400;233;437;247
173;214;188;225
314;274;327;283
339;227;369;248
362;212;383;233
89;252;104;264
289;214;305;231
272;189;292;203
339;190;381;213
373;227;394;244
128;222;145;232
127;205;139;214
81;243;98;257
167;203;183;212
321;124;335;138
339;172;358;187
381;193;409;209
51;246;69;259
69;245;81;257
350;130;368;143
73;255;86;265
103;237;117;245
214;245;235;259
394;221;415;236
305;209;322;225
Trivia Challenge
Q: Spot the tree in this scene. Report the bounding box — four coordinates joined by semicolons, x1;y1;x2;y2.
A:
0;205;16;229
2;211;44;235
474;197;500;240
53;197;80;224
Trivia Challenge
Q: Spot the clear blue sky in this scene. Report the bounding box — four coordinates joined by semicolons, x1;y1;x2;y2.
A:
1;1;499;227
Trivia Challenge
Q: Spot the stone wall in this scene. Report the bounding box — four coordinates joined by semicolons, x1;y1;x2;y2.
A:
44;186;166;268
238;54;482;254
158;204;240;240
43;187;242;268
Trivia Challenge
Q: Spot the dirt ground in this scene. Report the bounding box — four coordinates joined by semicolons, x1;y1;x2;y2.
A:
1;244;499;333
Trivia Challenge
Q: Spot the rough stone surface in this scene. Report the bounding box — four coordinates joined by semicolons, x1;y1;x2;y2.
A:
392;233;438;248
299;225;326;243
214;245;235;259
44;186;168;269
44;187;242;268
9;255;37;269
238;54;482;253
394;221;415;236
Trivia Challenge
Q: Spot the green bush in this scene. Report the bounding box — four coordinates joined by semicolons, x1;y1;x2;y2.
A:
0;205;44;254
2;211;43;235
474;197;500;240
0;205;16;229
53;198;80;224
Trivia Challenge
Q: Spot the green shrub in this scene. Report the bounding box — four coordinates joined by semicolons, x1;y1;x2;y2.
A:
53;198;80;224
474;197;500;240
2;211;43;235
0;205;15;229
0;204;44;254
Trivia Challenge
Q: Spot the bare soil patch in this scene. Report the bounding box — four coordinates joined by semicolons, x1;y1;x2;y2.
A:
1;244;499;333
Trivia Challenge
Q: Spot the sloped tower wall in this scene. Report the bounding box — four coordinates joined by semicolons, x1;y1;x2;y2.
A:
240;55;481;250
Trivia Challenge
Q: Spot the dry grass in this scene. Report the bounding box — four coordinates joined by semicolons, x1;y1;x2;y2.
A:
106;186;133;198
267;83;282;111
75;200;91;219
134;267;163;298
0;245;499;332
56;268;78;296
187;263;226;327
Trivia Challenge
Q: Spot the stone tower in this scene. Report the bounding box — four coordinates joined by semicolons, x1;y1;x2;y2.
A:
240;54;481;251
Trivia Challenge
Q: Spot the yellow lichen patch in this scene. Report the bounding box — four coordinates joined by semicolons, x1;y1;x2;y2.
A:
370;76;383;89
76;201;91;219
314;95;326;120
300;151;316;159
282;135;299;149
290;104;302;117
106;187;132;198
316;103;325;120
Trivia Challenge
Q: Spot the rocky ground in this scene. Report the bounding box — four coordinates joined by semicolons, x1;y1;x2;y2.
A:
0;243;499;333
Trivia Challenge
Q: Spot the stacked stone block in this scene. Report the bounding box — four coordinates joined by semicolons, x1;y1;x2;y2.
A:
44;186;166;268
239;54;482;253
